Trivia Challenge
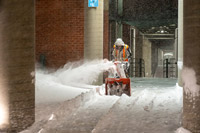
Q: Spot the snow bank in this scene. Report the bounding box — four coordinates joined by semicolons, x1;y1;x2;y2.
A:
177;61;183;69
175;127;192;133
21;89;97;133
182;67;200;97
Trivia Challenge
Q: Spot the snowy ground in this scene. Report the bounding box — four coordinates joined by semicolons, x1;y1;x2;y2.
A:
21;60;184;133
93;78;183;133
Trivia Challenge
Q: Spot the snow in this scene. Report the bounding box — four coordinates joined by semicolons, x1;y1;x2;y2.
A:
35;59;115;104
35;71;89;104
92;78;183;133
56;59;114;85
182;67;200;98
175;127;192;133
177;61;183;69
20;60;184;133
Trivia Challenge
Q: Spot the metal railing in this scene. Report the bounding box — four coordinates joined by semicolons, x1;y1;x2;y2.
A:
163;58;177;78
129;58;145;77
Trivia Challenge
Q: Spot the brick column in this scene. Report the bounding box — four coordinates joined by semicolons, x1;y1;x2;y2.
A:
182;0;200;132
0;0;35;132
103;0;109;59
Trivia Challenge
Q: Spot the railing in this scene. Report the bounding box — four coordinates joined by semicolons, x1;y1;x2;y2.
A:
163;58;177;78
129;58;145;77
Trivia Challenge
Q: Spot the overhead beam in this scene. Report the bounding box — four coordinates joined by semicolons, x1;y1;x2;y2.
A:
123;19;177;29
143;34;174;36
146;37;175;40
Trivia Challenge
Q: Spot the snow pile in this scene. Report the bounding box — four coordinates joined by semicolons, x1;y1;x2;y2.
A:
182;67;200;97
177;61;183;69
176;83;184;103
175;127;192;133
21;89;119;133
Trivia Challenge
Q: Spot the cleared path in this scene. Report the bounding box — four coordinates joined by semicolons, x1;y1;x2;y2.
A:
21;78;182;133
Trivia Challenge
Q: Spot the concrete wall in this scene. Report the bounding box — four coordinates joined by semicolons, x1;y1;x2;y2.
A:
151;43;158;76
84;0;104;60
143;39;152;77
151;40;175;77
84;0;104;85
0;0;35;132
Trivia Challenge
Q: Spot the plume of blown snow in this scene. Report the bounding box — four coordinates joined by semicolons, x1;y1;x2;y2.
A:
182;67;200;97
55;59;114;85
35;71;89;104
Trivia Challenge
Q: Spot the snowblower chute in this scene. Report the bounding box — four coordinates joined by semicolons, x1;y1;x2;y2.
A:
105;61;131;96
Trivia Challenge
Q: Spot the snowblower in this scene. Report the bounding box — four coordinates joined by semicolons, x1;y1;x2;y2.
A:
105;61;131;96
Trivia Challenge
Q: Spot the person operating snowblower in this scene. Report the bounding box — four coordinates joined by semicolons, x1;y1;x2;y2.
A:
111;38;132;78
105;38;132;96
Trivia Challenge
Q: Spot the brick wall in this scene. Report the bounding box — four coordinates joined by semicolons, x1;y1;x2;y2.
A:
36;0;84;68
122;23;130;45
123;23;146;77
123;23;143;59
135;29;143;59
109;21;117;58
103;10;109;59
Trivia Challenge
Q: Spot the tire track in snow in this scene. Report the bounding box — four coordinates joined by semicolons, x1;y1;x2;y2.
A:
36;92;119;133
21;89;97;133
92;90;145;133
92;88;181;133
21;78;182;133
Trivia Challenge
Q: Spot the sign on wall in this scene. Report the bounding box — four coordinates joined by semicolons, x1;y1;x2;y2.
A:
88;0;98;7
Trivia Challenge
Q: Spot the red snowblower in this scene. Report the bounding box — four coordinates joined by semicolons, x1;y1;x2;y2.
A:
105;61;131;96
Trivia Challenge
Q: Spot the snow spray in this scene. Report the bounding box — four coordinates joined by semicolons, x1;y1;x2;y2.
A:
35;59;115;103
55;59;114;85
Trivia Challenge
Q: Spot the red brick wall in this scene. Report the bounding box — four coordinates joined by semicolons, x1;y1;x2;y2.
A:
103;10;109;59
123;23;143;59
135;29;143;59
123;23;130;46
36;0;84;68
